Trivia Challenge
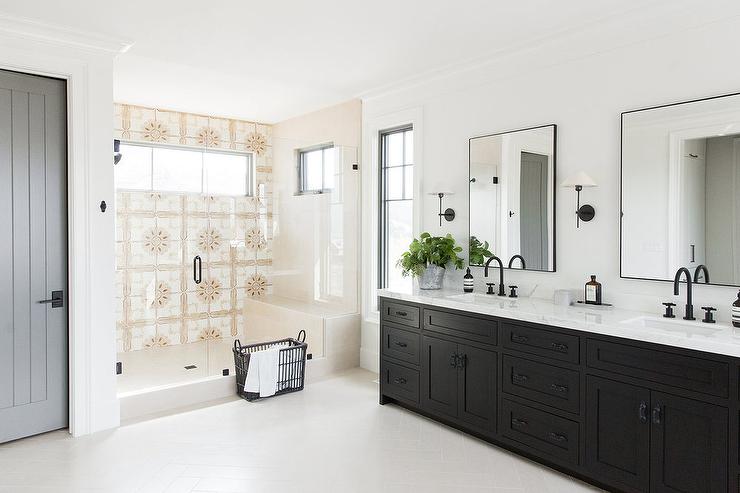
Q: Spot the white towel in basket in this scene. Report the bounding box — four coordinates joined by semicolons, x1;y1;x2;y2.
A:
243;346;281;397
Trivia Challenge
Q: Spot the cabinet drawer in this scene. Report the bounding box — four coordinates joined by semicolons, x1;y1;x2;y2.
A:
503;355;581;414
502;322;579;364
587;339;728;398
381;325;420;365
423;308;497;345
501;399;580;466
381;360;420;404
380;299;420;329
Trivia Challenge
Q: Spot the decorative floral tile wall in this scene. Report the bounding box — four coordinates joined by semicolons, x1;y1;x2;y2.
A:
114;104;273;352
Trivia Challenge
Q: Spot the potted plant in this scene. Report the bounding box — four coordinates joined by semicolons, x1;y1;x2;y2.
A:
469;235;493;266
397;232;465;289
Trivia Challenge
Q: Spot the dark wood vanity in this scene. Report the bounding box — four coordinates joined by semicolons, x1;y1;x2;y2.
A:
379;296;738;493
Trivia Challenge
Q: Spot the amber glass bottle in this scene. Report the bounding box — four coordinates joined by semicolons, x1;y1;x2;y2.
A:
585;275;602;305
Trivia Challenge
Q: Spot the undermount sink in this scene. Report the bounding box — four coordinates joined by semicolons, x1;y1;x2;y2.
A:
446;293;520;304
620;316;725;336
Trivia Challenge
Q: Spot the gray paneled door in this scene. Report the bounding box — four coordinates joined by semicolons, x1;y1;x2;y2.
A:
519;151;549;270
0;70;68;443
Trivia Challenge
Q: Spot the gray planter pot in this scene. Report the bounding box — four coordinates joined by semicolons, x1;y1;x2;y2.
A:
418;264;446;290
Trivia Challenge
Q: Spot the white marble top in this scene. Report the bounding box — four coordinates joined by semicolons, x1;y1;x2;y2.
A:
378;288;740;359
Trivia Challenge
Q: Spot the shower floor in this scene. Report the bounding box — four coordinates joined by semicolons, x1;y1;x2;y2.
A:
116;338;236;394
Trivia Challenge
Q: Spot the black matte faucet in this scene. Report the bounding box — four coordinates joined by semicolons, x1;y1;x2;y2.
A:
484;256;506;296
673;267;695;320
694;264;710;284
508;255;526;269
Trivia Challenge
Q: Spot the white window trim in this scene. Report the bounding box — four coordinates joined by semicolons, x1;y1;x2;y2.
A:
361;106;424;325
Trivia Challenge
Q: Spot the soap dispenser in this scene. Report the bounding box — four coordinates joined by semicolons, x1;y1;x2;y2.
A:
463;268;474;293
733;290;740;328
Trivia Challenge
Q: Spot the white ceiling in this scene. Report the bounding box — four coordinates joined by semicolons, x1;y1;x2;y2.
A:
0;0;668;122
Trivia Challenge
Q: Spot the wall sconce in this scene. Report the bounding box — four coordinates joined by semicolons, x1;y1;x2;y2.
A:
429;191;455;226
561;171;597;228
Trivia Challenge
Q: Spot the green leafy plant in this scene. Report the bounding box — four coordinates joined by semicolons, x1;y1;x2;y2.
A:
469;236;493;266
397;232;465;278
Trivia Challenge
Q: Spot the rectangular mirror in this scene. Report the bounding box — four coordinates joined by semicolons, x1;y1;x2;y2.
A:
621;93;740;286
469;124;556;272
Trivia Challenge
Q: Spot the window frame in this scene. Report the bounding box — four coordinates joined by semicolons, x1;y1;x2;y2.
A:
296;142;335;195
378;125;414;290
115;140;255;197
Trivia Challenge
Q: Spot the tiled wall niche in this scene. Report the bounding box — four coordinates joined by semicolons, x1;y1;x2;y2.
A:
114;104;273;353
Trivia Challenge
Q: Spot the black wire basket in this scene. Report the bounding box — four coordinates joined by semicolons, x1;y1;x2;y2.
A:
232;330;307;402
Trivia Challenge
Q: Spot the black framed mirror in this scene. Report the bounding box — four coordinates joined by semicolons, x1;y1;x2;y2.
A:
469;124;556;272
621;92;740;287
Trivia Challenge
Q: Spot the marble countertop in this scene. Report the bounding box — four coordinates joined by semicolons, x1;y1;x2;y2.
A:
377;288;740;358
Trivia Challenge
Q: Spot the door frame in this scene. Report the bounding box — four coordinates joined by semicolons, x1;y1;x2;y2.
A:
0;17;132;437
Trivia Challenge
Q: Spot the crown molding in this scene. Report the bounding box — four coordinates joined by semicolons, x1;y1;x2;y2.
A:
0;13;133;54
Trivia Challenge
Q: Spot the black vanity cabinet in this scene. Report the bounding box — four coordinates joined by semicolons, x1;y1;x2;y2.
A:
421;334;497;434
379;296;736;493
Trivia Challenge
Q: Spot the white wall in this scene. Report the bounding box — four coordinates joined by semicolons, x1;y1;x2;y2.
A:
0;19;128;435
360;3;740;371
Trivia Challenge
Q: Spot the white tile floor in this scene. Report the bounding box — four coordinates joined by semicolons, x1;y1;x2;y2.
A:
0;369;602;492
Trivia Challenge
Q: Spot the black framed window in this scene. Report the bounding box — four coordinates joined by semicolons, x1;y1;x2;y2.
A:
379;126;414;290
114;142;254;197
297;144;335;194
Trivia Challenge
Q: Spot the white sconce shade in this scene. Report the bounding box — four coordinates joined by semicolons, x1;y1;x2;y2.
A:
560;171;597;188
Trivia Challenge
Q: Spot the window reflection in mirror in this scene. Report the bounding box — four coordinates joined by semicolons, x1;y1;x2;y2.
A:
621;93;740;286
469;125;556;272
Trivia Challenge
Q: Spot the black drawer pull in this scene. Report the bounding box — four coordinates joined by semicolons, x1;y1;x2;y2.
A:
652;404;662;425
547;432;568;443
550;342;568;353
512;373;529;385
511;334;529;344
395;310;408;317
394;341;408;348
638;401;648;424
393;377;407;385
511;417;528;427
549;383;568;394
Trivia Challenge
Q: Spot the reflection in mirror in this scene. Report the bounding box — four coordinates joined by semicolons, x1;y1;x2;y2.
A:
469;125;556;272
621;93;740;286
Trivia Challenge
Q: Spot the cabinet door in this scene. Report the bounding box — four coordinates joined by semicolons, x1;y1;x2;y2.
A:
457;344;497;434
650;392;727;493
585;377;650;493
421;335;458;418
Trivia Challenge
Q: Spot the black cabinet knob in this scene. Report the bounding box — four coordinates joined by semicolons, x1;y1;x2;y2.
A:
662;302;676;318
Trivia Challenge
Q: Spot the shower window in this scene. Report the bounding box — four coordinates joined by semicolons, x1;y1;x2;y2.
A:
379;126;414;291
115;142;254;196
297;144;335;194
